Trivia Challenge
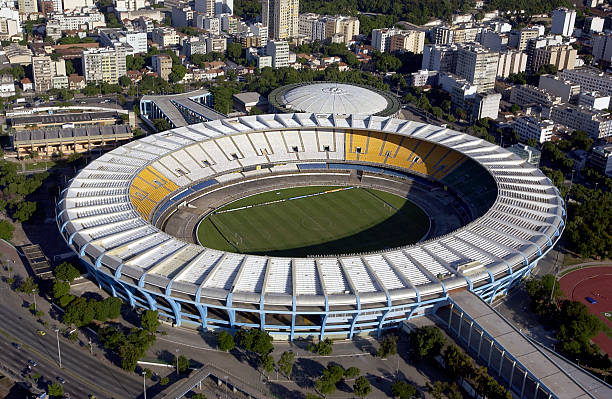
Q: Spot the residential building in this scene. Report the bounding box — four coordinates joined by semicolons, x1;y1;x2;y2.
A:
438;73;501;120
205;36;226;53
450;25;480;44
214;0;232;15
508;27;539;51
3;43;32;65
32;55;66;91
551;7;576;37
509;85;562;107
114;0;144;11
432;26;452;45
455;44;498;92
99;28;147;55
578;91;610;110
200;16;220;35
589;144;612;176
81;47;127;85
480;30;508;52
233;92;268;113
324;15;359;45
471;91;502;120
262;0;299;40
584;16;604;34
249;23;268;45
137;16;154;33
20;77;33;91
151;27;179;48
421;44;458;74
172;5;194;28
513;116;554;144
48;8;105;31
38;0;54;16
45;19;61;40
152;54;172;81
220;14;240;34
17;0;37;15
549;104;612;139
528;42;576;73
298;12;318;39
62;0;95;10
538;74;580;102
507;143;541;166
194;0;214;15
409;69;437;87
246;48;272;69
592;33;612;64
497;50;527;78
183;38;206;57
0;74;14;97
559;67;612;100
388;30;425;54
265;40;289;68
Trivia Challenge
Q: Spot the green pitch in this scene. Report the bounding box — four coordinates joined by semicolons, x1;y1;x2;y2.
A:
197;186;430;256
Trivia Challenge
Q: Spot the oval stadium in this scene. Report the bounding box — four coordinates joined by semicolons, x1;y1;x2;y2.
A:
56;113;565;340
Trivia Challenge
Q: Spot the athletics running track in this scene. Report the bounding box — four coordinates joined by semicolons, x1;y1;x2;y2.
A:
558;266;612;356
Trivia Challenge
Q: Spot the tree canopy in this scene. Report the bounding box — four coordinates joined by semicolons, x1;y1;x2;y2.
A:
410;326;446;360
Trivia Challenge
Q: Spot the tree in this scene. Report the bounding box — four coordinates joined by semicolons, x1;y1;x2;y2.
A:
310;338;333;355
217;331;235;352
443;344;473;380
410;326;445;360
234;328;274;357
65;59;75;75
63;297;96;327
47;382;64;398
119;75;131;87
13;201;36;222
17;277;38;295
94;297;122;322
226;42;243;62
153;118;171;132
160;376;169;386
344;366;360;378
278;350;295;377
54;262;80;282
176;354;189;373
52;280;70;299
353;376;372;397
191;394;207;399
262;353;274;373
391;380;417;399
0;220;14;240
377;335;397;358
169;64;187;83
510;104;521;113
140;310;160;333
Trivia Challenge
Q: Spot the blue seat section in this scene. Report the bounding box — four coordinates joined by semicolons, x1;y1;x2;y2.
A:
297;163;328;170
151;179;218;224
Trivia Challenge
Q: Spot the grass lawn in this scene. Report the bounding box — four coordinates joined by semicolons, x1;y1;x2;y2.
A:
24;161;56;171
197;186;430;257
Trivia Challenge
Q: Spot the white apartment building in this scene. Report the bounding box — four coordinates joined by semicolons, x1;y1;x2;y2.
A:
262;0;299;40
298;12;318;38
497;50;527;78
513;116;554;144
559;67;612;106
113;0;144;12
509;85;562;107
100;28;147;55
32;56;66;92
584;16;605;33
0;74;15;97
549;104;612;139
592;33;612;63
455;44;499;92
151;27;179;48
81;47;127;85
578;92;610;110
422;44;458;74
508;27;539;51
266;40;289;68
551;8;576;37
538;74;580;102
206;36;226;53
249;22;268;45
589;144;612;176
48;8;105;31
199;16;220;35
389;30;425;54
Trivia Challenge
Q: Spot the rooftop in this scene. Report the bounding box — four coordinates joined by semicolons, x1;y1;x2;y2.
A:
9;111;121;127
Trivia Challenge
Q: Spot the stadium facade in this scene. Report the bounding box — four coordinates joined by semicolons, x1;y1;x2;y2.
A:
57;113;565;340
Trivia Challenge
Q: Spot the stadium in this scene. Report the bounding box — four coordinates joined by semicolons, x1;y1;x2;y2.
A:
56;112;565;340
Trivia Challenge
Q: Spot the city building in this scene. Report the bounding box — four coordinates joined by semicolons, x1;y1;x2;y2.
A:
32;55;66;91
388;30;425;54
249;22;268;46
199;15;220;35
480;30;508;52
508;27;539;51
507;143;541;166
48;8;105;32
183;38;206;57
8;110;125;130
548;104;612;139
62;0;95;10
592;33;612;64
409;69;437;87
538;74;580;102
589;144;612;177
194;0;214;16
246;48;272;69
151;27;179;48
114;0;144;11
232;91;268;113
529;43;576;73
324;15;360;45
438;73;501;120
577;91;610;110
559;67;612;101
584;16;604;34
3;43;32;64
265;40;289;68
496;50;527;78
99;28;147;55
205;36;226;53
0;73;15;97
421;44;458;74
81;47;127;85
171;5;194;28
551;7;576;37
152;54;172;81
509;85;562;107
298;12;318;39
513;116;554;144
139;89;224;128
17;0;37;15
455;44;499;92
432;25;452;45
262;0;299;40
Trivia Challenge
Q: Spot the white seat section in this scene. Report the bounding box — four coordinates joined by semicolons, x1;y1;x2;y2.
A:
199;140;237;173
231;134;259;158
257;115;284;129
329;131;345;160
458;229;510;259
183;144;216;180
204;253;244;290
319;258;350;295
157;131;193;147
317;129;335;151
441;237;494;266
96;225;155;250
283;130;303;152
151;161;192;187
176;249;224;285
110;233;171;262
264;258;292;294
86;218;146;240
127;240;187;270
299;129;319;154
384;251;430;286
341;257;378;293
422;242;464;266
233;256;267;293
363;254;406;290
247;132;273;156
267;131;298;162
294;258;323;296
215;136;243;160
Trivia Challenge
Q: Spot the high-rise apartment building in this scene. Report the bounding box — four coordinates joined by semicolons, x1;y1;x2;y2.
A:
421;44;458;74
262;0;299;40
592;33;612;63
265;40;289;68
455;44;499;92
551;7;576;37
82;47;127;85
497;50;527;78
32;56;66;91
152;54;172;81
530;44;576;73
18;0;38;15
195;0;214;15
389;30;425;54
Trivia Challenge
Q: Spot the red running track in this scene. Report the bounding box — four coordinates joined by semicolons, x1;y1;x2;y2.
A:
558;266;612;356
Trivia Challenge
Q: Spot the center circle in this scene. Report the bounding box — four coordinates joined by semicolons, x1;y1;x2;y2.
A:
196;185;430;257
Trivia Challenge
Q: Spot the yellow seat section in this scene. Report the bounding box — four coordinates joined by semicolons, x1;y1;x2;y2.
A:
361;131;387;163
433;151;466;180
407;141;436;175
129;166;180;218
345;130;370;161
380;134;403;164
385;138;419;169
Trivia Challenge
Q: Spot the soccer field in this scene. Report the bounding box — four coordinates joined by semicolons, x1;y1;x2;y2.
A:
197;186;430;256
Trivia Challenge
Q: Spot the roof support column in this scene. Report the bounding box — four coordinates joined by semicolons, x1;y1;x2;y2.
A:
320;296;329;341
290;296;296;342
226;293;235;332
167;297;182;327
349;295;361;339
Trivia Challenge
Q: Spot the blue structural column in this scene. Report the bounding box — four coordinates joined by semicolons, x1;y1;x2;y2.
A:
167;297;182;327
226;293;235;332
290;296;297;341
320;296;329;341
259;293;265;330
377;293;393;337
349;296;361;339
195;286;208;329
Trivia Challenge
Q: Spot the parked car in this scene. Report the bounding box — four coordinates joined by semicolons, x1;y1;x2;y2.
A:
586;297;597;304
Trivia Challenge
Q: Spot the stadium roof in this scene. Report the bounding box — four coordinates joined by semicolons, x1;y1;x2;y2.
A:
58;113;564;308
269;82;400;116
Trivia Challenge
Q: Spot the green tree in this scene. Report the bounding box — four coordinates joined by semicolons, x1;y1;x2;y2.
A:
153;118;171;132
191;394;207;399
278;350;295;378
510;104;521;113
310;337;333;355
0;220;14;240
54;262;81;282
391;380;417;399
443;344;473;380
217;331;235;352
47;382;64;398
52;280;70;299
13;201;36;222
140;310;160;333
63;297;96;327
160;376;169;385
226;42;243;62
344;366;360;378
377;335;397;358
17;277;38;295
176;354;189;373
410;326;445;360
169;64;187;83
353;375;372;397
262;353;274;373
119;75;131;87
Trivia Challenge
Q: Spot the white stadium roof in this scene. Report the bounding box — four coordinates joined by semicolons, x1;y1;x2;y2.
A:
280;83;389;115
58;113;565;307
